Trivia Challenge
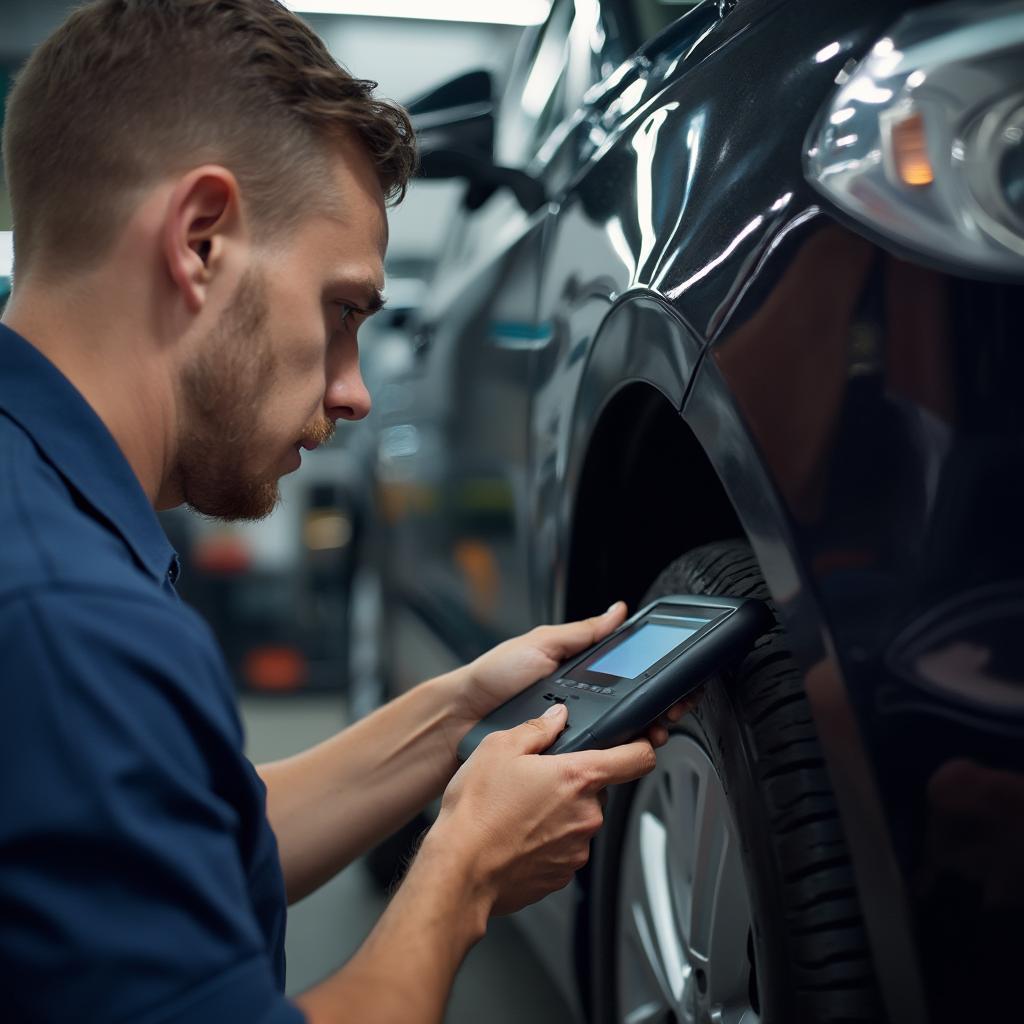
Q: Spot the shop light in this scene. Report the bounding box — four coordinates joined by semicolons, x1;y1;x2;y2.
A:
284;1;550;25
0;232;12;278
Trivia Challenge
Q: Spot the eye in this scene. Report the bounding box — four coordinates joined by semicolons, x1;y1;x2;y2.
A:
335;302;357;328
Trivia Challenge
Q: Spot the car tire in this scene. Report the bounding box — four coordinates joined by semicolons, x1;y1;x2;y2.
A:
590;540;882;1024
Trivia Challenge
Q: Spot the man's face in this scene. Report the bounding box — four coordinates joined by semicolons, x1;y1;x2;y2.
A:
174;144;385;520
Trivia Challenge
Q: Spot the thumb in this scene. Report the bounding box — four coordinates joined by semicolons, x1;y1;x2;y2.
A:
507;702;568;754
532;601;629;663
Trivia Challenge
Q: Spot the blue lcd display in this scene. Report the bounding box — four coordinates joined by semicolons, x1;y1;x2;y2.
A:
588;619;707;678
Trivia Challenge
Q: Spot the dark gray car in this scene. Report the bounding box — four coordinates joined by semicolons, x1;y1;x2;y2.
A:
364;2;1024;1021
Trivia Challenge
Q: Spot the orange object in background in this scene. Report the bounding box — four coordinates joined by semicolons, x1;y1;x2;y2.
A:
192;533;252;575
244;646;308;692
453;538;500;618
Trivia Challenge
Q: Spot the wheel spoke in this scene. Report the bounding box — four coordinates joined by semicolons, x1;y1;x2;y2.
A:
626;897;671;994
616;735;759;1024
672;746;751;1009
705;833;756;1009
639;812;690;1004
624;1003;667;1024
685;762;729;963
712;1006;761;1024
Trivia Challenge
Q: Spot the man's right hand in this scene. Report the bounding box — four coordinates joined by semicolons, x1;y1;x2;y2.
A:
425;702;657;915
295;700;658;1023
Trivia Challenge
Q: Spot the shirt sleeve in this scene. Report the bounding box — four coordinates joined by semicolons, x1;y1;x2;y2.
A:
0;587;307;1024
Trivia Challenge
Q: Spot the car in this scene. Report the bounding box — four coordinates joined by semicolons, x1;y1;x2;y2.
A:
361;1;1024;1021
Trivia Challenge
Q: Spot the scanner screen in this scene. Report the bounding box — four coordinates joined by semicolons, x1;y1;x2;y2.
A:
589;620;705;678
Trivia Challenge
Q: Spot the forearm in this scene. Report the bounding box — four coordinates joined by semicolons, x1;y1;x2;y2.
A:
293;830;491;1024
257;671;471;902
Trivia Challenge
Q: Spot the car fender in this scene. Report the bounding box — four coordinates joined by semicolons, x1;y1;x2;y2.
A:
682;350;928;1024
537;289;703;627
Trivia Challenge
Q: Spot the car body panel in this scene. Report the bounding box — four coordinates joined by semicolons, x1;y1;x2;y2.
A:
697;204;1024;1021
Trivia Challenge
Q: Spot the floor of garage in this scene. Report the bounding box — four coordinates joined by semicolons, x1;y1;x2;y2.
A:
242;694;574;1023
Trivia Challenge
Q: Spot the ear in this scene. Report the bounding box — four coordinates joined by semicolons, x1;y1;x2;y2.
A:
162;166;242;314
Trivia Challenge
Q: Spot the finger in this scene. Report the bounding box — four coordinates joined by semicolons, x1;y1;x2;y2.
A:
502;702;568;755
666;688;704;722
564;739;657;791
533;601;628;662
647;724;669;748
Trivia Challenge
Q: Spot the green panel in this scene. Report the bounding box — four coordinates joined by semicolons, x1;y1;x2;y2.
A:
1;64;12;229
0;62;11;148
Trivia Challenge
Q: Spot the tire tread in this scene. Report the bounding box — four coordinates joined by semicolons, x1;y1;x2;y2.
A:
643;540;882;1023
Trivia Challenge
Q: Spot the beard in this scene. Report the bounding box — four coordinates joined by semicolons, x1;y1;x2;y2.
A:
175;269;332;521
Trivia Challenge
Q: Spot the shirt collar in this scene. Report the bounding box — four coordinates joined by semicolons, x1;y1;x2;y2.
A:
0;322;177;585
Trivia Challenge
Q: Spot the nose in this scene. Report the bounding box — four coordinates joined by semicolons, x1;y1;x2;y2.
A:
325;346;372;422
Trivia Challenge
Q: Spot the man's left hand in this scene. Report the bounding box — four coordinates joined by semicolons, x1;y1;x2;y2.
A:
449;601;701;756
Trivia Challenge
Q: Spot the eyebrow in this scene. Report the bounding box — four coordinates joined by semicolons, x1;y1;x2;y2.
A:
339;278;386;316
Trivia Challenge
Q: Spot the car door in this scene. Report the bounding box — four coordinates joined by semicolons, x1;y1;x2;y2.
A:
379;0;640;684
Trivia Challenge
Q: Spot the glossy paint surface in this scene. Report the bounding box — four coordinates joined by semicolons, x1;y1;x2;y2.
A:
376;1;1024;1019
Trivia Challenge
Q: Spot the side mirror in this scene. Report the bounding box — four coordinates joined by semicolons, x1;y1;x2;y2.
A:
419;149;546;215
407;69;495;159
407;70;547;216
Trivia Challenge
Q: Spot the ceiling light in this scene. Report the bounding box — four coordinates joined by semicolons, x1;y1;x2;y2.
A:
283;1;550;25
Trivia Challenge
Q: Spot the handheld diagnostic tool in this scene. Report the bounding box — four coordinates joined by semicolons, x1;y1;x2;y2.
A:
457;595;771;760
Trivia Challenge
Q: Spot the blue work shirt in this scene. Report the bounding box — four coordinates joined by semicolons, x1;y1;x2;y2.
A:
0;324;305;1023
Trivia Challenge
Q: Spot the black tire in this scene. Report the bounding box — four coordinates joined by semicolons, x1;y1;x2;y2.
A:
590;540;883;1024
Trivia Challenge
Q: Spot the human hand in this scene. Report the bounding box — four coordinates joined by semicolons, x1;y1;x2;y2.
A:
428;702;656;915
449;601;702;757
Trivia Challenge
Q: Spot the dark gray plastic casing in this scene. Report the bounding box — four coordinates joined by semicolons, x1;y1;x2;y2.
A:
457;594;772;761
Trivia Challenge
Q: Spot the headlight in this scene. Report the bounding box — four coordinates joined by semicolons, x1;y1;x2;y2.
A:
806;1;1024;279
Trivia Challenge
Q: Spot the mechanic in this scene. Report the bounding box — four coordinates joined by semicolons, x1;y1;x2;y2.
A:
0;2;692;1022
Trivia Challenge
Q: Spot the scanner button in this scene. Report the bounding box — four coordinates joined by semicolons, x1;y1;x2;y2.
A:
602;687;614;695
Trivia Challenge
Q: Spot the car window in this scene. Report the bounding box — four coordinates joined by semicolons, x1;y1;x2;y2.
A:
629;0;704;41
496;0;572;167
497;0;633;168
497;0;705;170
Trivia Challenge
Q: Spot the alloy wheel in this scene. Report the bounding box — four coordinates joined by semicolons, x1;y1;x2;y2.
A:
615;734;759;1024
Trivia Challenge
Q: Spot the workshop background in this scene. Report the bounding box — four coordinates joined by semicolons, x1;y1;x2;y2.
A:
0;3;569;1020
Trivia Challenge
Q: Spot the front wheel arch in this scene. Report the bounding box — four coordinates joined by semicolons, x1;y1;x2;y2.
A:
564;385;742;623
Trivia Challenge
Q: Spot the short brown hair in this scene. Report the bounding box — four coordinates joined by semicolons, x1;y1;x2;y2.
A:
3;0;416;277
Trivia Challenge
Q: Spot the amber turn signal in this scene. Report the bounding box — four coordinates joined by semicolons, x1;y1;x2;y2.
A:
891;112;934;187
